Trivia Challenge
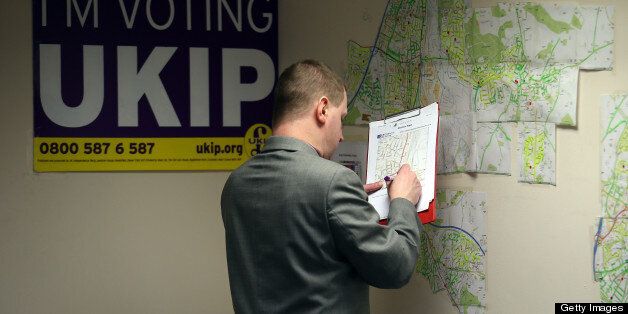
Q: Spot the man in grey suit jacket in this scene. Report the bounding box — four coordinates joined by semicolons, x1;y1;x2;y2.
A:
221;60;422;313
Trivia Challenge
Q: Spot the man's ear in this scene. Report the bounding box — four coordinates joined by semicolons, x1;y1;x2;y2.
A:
315;96;329;124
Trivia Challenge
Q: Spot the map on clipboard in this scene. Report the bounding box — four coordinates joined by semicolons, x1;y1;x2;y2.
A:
366;102;439;223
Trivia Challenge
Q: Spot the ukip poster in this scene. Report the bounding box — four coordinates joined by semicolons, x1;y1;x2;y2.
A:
33;0;277;171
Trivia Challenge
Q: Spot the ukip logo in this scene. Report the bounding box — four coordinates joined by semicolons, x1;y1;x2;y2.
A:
244;123;272;157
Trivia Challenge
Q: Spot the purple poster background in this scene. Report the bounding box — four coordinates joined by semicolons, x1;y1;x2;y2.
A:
33;0;277;138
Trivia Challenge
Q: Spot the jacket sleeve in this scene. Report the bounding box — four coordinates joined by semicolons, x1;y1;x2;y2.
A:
326;167;422;288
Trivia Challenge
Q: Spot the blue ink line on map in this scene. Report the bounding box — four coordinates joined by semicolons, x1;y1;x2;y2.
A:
592;217;604;275
428;223;486;256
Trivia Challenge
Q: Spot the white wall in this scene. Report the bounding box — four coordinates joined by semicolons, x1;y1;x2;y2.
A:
1;0;625;313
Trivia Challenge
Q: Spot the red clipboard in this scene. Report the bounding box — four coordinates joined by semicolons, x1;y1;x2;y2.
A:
374;104;439;225
418;111;438;224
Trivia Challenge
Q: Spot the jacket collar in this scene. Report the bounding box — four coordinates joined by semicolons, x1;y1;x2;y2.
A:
262;136;321;157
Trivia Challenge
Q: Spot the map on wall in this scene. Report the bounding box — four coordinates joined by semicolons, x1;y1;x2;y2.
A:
417;189;487;313
345;0;614;184
437;113;476;174
345;1;427;123
594;94;627;303
475;122;511;174
599;95;627;220
517;122;556;185
594;218;627;303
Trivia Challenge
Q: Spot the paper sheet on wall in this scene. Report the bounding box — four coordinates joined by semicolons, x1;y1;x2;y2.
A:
418;189;487;313
331;141;368;184
594;94;628;303
517;122;556;185
437;113;476;174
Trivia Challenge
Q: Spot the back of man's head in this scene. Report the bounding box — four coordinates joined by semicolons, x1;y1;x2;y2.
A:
272;60;345;127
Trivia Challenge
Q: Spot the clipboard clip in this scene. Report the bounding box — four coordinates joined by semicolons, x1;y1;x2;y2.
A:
383;107;421;125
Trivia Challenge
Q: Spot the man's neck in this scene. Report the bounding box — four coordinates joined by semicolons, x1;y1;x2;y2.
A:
273;120;324;156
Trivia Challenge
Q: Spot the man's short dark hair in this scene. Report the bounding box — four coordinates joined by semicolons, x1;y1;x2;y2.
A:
272;60;346;126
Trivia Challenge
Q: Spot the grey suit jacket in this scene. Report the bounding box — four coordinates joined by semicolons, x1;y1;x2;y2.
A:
221;136;421;314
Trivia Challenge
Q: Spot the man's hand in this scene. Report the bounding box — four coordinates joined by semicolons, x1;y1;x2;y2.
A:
363;181;384;195
387;164;422;205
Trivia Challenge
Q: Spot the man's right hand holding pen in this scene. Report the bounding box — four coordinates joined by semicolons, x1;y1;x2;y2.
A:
386;164;422;206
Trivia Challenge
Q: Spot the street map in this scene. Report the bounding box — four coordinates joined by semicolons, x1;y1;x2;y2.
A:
594;94;627;303
418;189;487;313
346;0;614;181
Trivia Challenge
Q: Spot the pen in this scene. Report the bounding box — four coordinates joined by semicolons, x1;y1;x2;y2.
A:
384;174;396;182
